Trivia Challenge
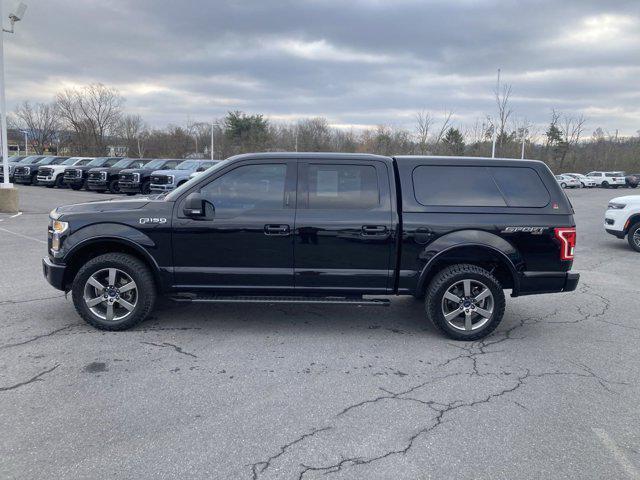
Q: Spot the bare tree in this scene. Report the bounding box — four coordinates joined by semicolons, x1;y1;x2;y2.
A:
495;83;513;152
118;114;148;157
13;101;61;154
415;110;432;154
433;110;454;145
56;83;124;155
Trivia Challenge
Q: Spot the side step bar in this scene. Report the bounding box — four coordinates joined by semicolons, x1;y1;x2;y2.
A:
170;294;390;307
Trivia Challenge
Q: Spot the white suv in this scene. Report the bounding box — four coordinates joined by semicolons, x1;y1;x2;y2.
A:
604;195;640;251
587;171;626;188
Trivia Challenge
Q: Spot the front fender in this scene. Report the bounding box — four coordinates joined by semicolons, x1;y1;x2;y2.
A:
416;230;523;293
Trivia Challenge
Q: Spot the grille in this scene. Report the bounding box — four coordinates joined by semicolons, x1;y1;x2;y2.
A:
38;167;54;177
64;168;81;179
88;171;106;181
14;166;29;175
151;175;170;185
120;173;136;182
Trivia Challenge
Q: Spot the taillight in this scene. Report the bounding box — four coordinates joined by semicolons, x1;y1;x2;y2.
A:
554;227;576;260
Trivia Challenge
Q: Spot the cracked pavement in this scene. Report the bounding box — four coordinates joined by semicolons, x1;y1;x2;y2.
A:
1;185;639;479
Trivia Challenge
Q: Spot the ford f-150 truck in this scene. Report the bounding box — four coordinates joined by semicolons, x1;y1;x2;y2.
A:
14;156;69;185
87;158;151;193
36;157;95;188
63;157;123;190
118;158;184;195
43;153;579;340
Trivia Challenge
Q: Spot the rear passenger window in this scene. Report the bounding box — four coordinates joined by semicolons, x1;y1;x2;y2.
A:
412;166;549;208
306;164;379;209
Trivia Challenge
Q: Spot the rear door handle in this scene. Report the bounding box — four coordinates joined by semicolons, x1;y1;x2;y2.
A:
361;225;388;236
264;224;290;236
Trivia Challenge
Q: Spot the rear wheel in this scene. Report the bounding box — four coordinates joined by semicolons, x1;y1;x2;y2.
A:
602;181;609;188
55;175;65;188
72;253;156;330
141;180;151;195
108;178;120;194
426;264;505;341
628;223;640;253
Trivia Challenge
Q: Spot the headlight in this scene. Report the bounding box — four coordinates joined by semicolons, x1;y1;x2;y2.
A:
24;167;30;174
168;175;174;184
608;202;626;210
101;171;107;179
133;173;140;182
52;220;69;233
76;169;83;177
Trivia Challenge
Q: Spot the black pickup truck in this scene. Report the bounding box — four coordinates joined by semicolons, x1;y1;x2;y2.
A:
118;158;184;195
43;153;579;340
86;158;151;193
63;157;123;190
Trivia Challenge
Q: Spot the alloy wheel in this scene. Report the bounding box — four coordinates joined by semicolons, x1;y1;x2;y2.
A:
83;268;138;322
441;279;494;332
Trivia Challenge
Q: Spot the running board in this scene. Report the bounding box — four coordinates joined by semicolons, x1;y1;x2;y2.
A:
170;294;390;307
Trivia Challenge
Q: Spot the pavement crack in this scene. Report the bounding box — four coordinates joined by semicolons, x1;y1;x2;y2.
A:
0;364;60;392
140;341;198;358
251;427;331;479
0;324;78;350
0;294;65;306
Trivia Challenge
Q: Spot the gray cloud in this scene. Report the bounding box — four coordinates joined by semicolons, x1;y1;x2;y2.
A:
4;0;639;134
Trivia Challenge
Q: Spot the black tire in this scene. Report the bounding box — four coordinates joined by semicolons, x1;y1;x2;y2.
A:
31;176;39;186
108;178;120;194
602;181;609;188
426;264;506;341
141;180;151;195
612;185;619;189
560;182;566;188
70;184;82;191
55;175;65;188
71;253;157;330
628;223;640;253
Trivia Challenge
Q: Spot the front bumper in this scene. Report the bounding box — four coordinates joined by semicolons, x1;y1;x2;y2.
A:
514;271;580;297
63;176;84;186
13;174;33;184
606;228;626;239
119;181;141;193
150;184;175;192
42;257;67;291
87;180;108;191
36;176;56;185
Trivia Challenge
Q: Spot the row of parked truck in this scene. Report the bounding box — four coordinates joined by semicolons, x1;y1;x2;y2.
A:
0;155;219;194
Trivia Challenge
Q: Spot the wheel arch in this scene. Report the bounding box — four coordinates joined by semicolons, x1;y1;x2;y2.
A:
62;237;164;292
416;240;521;297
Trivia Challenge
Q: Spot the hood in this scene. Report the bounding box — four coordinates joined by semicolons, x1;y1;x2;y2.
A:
89;166;127;174
610;195;640;205
120;168;146;175
150;168;185;177
67;164;97;172
53;198;151;217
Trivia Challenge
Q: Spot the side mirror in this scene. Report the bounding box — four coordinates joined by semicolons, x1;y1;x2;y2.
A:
196;167;205;172
183;192;207;217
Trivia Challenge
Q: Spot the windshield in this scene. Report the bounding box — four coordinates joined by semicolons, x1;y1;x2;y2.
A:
36;157;58;165
176;160;198;170
75;159;93;166
165;159;230;201
87;157;109;167
112;159;134;168
62;158;81;165
20;156;44;164
145;159;167;170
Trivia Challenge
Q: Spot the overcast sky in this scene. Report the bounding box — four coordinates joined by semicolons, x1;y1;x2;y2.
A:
5;0;640;135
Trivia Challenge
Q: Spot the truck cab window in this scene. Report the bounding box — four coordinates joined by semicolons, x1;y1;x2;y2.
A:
306;164;379;209
200;163;286;214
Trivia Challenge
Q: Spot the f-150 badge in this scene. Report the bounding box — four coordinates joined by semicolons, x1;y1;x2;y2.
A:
139;217;167;224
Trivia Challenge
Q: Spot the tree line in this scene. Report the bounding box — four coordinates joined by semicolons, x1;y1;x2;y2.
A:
9;82;640;173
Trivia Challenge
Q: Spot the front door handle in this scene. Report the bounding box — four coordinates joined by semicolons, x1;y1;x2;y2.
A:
361;225;388;236
264;224;290;236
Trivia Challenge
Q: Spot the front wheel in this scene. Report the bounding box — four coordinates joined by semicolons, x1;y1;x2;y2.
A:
72;253;157;330
55;175;65;188
426;264;506;341
108;179;120;194
141;180;151;195
628;223;640;253
602;181;609;188
560;182;567;188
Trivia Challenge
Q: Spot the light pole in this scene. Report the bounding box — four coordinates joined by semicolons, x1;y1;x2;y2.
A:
210;121;219;160
21;129;27;155
0;1;26;213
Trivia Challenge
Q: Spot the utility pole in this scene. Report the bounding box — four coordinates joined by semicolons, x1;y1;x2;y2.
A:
210;121;214;160
521;122;526;160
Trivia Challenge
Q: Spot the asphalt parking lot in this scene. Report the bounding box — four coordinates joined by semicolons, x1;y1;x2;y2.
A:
1;184;639;479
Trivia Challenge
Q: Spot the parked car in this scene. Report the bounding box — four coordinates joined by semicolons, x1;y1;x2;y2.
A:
586;171;626;188
555;174;580;189
150;160;220;193
604;195;640;252
63;157;123;190
0;155;26;182
43;153;579;341
119;159;185;195
563;173;596;188
624;173;639;189
14;157;69;185
87;158;152;193
36;157;94;188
